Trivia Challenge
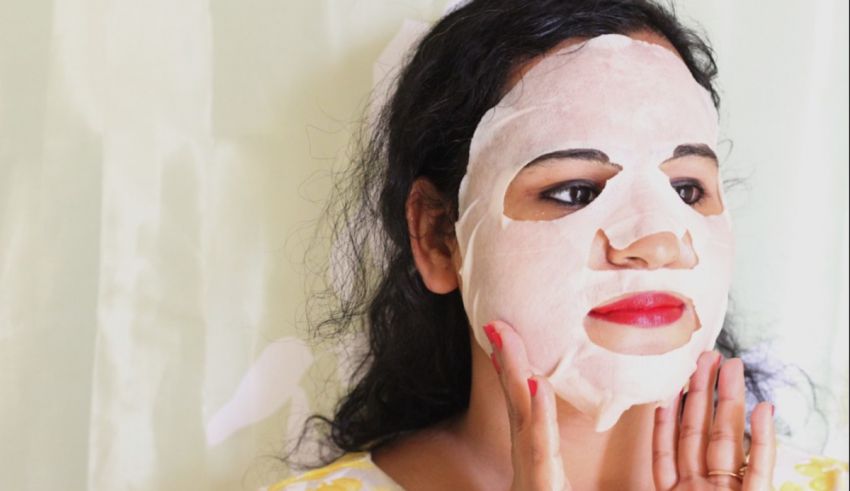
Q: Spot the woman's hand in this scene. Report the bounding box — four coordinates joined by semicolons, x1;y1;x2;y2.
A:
652;352;777;490
484;321;570;491
484;321;775;491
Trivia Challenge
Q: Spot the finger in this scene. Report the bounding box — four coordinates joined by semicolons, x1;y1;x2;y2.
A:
743;402;776;491
706;358;747;488
678;351;722;479
486;321;533;443
526;376;570;491
652;390;682;491
487;321;569;491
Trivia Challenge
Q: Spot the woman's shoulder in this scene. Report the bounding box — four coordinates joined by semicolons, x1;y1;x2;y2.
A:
265;452;405;491
774;442;848;491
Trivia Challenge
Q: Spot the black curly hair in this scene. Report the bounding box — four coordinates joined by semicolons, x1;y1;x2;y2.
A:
284;0;789;470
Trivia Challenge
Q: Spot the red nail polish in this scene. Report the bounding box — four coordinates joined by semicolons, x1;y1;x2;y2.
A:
490;352;501;374
483;324;502;351
528;377;538;397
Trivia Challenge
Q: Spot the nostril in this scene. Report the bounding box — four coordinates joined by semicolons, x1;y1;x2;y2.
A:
625;256;649;268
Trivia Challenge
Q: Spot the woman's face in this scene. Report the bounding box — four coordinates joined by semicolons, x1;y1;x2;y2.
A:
502;133;724;355
496;30;724;356
453;31;734;430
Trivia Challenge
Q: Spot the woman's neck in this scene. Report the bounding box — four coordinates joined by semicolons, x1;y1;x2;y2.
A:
372;345;660;490
452;344;658;491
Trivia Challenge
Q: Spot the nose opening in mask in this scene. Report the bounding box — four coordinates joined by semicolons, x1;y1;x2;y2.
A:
588;229;700;271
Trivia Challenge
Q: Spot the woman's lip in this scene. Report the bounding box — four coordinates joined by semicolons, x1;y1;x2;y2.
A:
587;292;685;328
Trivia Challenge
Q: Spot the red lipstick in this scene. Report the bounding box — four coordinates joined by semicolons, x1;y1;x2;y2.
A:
588;292;685;328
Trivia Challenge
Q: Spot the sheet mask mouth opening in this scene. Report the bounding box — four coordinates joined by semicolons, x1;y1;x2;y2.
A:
583;293;702;355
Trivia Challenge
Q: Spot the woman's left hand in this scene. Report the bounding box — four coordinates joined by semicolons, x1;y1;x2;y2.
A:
652;352;776;490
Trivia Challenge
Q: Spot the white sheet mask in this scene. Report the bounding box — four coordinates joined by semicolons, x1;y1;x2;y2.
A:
456;34;735;431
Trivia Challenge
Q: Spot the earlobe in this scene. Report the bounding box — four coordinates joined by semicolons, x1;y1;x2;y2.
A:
406;178;460;294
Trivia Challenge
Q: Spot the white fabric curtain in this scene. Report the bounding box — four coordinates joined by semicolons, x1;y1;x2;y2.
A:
0;1;846;489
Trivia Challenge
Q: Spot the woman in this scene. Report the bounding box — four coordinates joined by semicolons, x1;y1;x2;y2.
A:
269;1;846;489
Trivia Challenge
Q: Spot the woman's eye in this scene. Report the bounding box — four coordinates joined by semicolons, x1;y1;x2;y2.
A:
541;181;601;207
671;179;705;205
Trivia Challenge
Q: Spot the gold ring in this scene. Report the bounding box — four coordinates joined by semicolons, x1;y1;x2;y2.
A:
707;469;744;481
708;455;748;482
738;460;748;477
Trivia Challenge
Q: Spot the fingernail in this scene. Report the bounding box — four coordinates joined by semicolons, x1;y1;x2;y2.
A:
483;324;502;351
490;352;501;374
527;377;538;397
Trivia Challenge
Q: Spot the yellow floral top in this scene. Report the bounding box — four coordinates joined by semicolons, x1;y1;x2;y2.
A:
266;444;848;491
266;452;404;491
774;444;848;491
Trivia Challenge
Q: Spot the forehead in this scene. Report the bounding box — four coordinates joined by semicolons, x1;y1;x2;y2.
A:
469;34;718;168
504;30;680;90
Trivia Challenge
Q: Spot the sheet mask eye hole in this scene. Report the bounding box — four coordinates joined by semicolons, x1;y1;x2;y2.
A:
502;150;621;221
543;181;601;207
671;180;705;205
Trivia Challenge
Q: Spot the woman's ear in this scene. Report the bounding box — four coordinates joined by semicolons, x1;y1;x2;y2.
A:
406;178;460;294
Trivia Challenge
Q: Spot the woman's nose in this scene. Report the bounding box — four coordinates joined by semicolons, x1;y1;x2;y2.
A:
600;230;698;270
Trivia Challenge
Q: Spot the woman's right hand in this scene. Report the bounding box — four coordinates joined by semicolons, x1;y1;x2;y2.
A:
484;320;571;491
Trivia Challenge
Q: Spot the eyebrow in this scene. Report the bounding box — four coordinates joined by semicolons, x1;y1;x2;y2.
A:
523;144;718;168
524;148;617;168
669;143;718;165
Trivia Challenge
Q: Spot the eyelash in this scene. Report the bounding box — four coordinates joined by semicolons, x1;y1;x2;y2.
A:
540;178;708;208
670;178;707;206
540;179;602;207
